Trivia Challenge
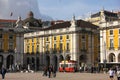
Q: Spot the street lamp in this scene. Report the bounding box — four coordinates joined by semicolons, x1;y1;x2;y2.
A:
64;51;66;72
35;47;38;71
35;52;37;71
14;48;17;65
103;42;107;73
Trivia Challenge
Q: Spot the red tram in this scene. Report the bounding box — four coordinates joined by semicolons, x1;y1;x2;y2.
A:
59;60;77;72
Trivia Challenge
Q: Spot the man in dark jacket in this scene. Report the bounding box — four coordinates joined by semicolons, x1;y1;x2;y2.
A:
0;67;7;80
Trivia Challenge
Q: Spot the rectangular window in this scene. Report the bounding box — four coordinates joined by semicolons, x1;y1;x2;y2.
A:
54;44;56;49
46;44;49;51
27;39;29;42
60;36;62;40
32;39;34;42
119;29;120;34
27;46;29;52
37;38;39;43
32;46;34;52
110;39;114;47
82;41;86;49
0;42;2;49
9;42;14;50
46;37;49;41
37;45;39;52
119;38;120;47
54;36;56;40
110;30;113;35
9;35;13;39
66;35;69;39
82;35;85;41
60;43;63;51
66;43;69;51
0;34;2;38
82;35;85;39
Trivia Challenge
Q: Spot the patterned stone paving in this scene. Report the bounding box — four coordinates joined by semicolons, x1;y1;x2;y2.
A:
1;72;117;80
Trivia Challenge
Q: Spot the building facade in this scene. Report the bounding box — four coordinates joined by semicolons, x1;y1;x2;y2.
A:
100;20;120;67
0;16;34;70
24;16;99;70
86;9;120;68
86;9;119;26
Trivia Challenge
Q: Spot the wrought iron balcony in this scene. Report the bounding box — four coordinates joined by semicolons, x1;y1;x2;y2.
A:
80;49;87;52
118;47;120;50
8;49;14;52
65;49;70;53
109;47;114;50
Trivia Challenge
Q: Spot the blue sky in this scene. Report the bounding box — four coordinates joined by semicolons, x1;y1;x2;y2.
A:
0;0;119;21
38;0;120;20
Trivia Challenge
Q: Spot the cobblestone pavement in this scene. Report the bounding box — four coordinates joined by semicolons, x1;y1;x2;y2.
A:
1;72;117;80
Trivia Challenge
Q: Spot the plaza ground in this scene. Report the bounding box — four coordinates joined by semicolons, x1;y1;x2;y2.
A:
1;72;117;80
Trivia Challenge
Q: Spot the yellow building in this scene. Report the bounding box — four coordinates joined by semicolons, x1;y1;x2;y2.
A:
86;9;120;68
24;16;99;70
86;9;119;26
100;20;120;67
0;19;16;69
0;16;33;70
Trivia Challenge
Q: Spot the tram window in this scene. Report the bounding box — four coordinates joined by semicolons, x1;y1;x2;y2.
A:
61;64;64;67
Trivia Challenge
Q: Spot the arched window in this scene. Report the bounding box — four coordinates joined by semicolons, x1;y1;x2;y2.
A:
118;53;120;62
109;53;115;62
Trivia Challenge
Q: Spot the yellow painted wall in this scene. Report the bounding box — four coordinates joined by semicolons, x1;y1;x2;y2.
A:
106;30;109;49
114;29;118;49
4;33;8;51
94;35;99;60
107;29;119;50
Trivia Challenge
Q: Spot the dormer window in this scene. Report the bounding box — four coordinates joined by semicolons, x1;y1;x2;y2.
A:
66;35;69;39
54;36;56;41
110;30;113;35
60;36;62;40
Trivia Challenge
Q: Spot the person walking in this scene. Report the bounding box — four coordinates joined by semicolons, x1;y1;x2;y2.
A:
117;68;120;80
48;65;53;78
42;66;48;76
108;68;115;80
0;66;7;80
52;65;56;78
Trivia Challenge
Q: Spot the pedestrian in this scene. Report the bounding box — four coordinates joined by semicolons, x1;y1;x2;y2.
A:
0;66;7;80
117;68;120;80
91;66;94;73
52;65;56;78
42;66;48;76
108;68;115;80
79;66;82;72
48;65;52;78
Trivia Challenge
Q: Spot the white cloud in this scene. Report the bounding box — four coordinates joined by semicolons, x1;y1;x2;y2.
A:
0;0;52;20
16;1;30;7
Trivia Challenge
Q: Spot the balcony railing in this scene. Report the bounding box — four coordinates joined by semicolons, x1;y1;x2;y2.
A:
109;47;114;50
118;47;120;50
80;49;87;52
8;49;14;52
65;49;70;53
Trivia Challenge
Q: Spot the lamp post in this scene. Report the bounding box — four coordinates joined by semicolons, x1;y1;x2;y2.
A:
64;51;66;72
35;47;38;71
35;52;37;71
103;42;107;73
14;48;17;65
